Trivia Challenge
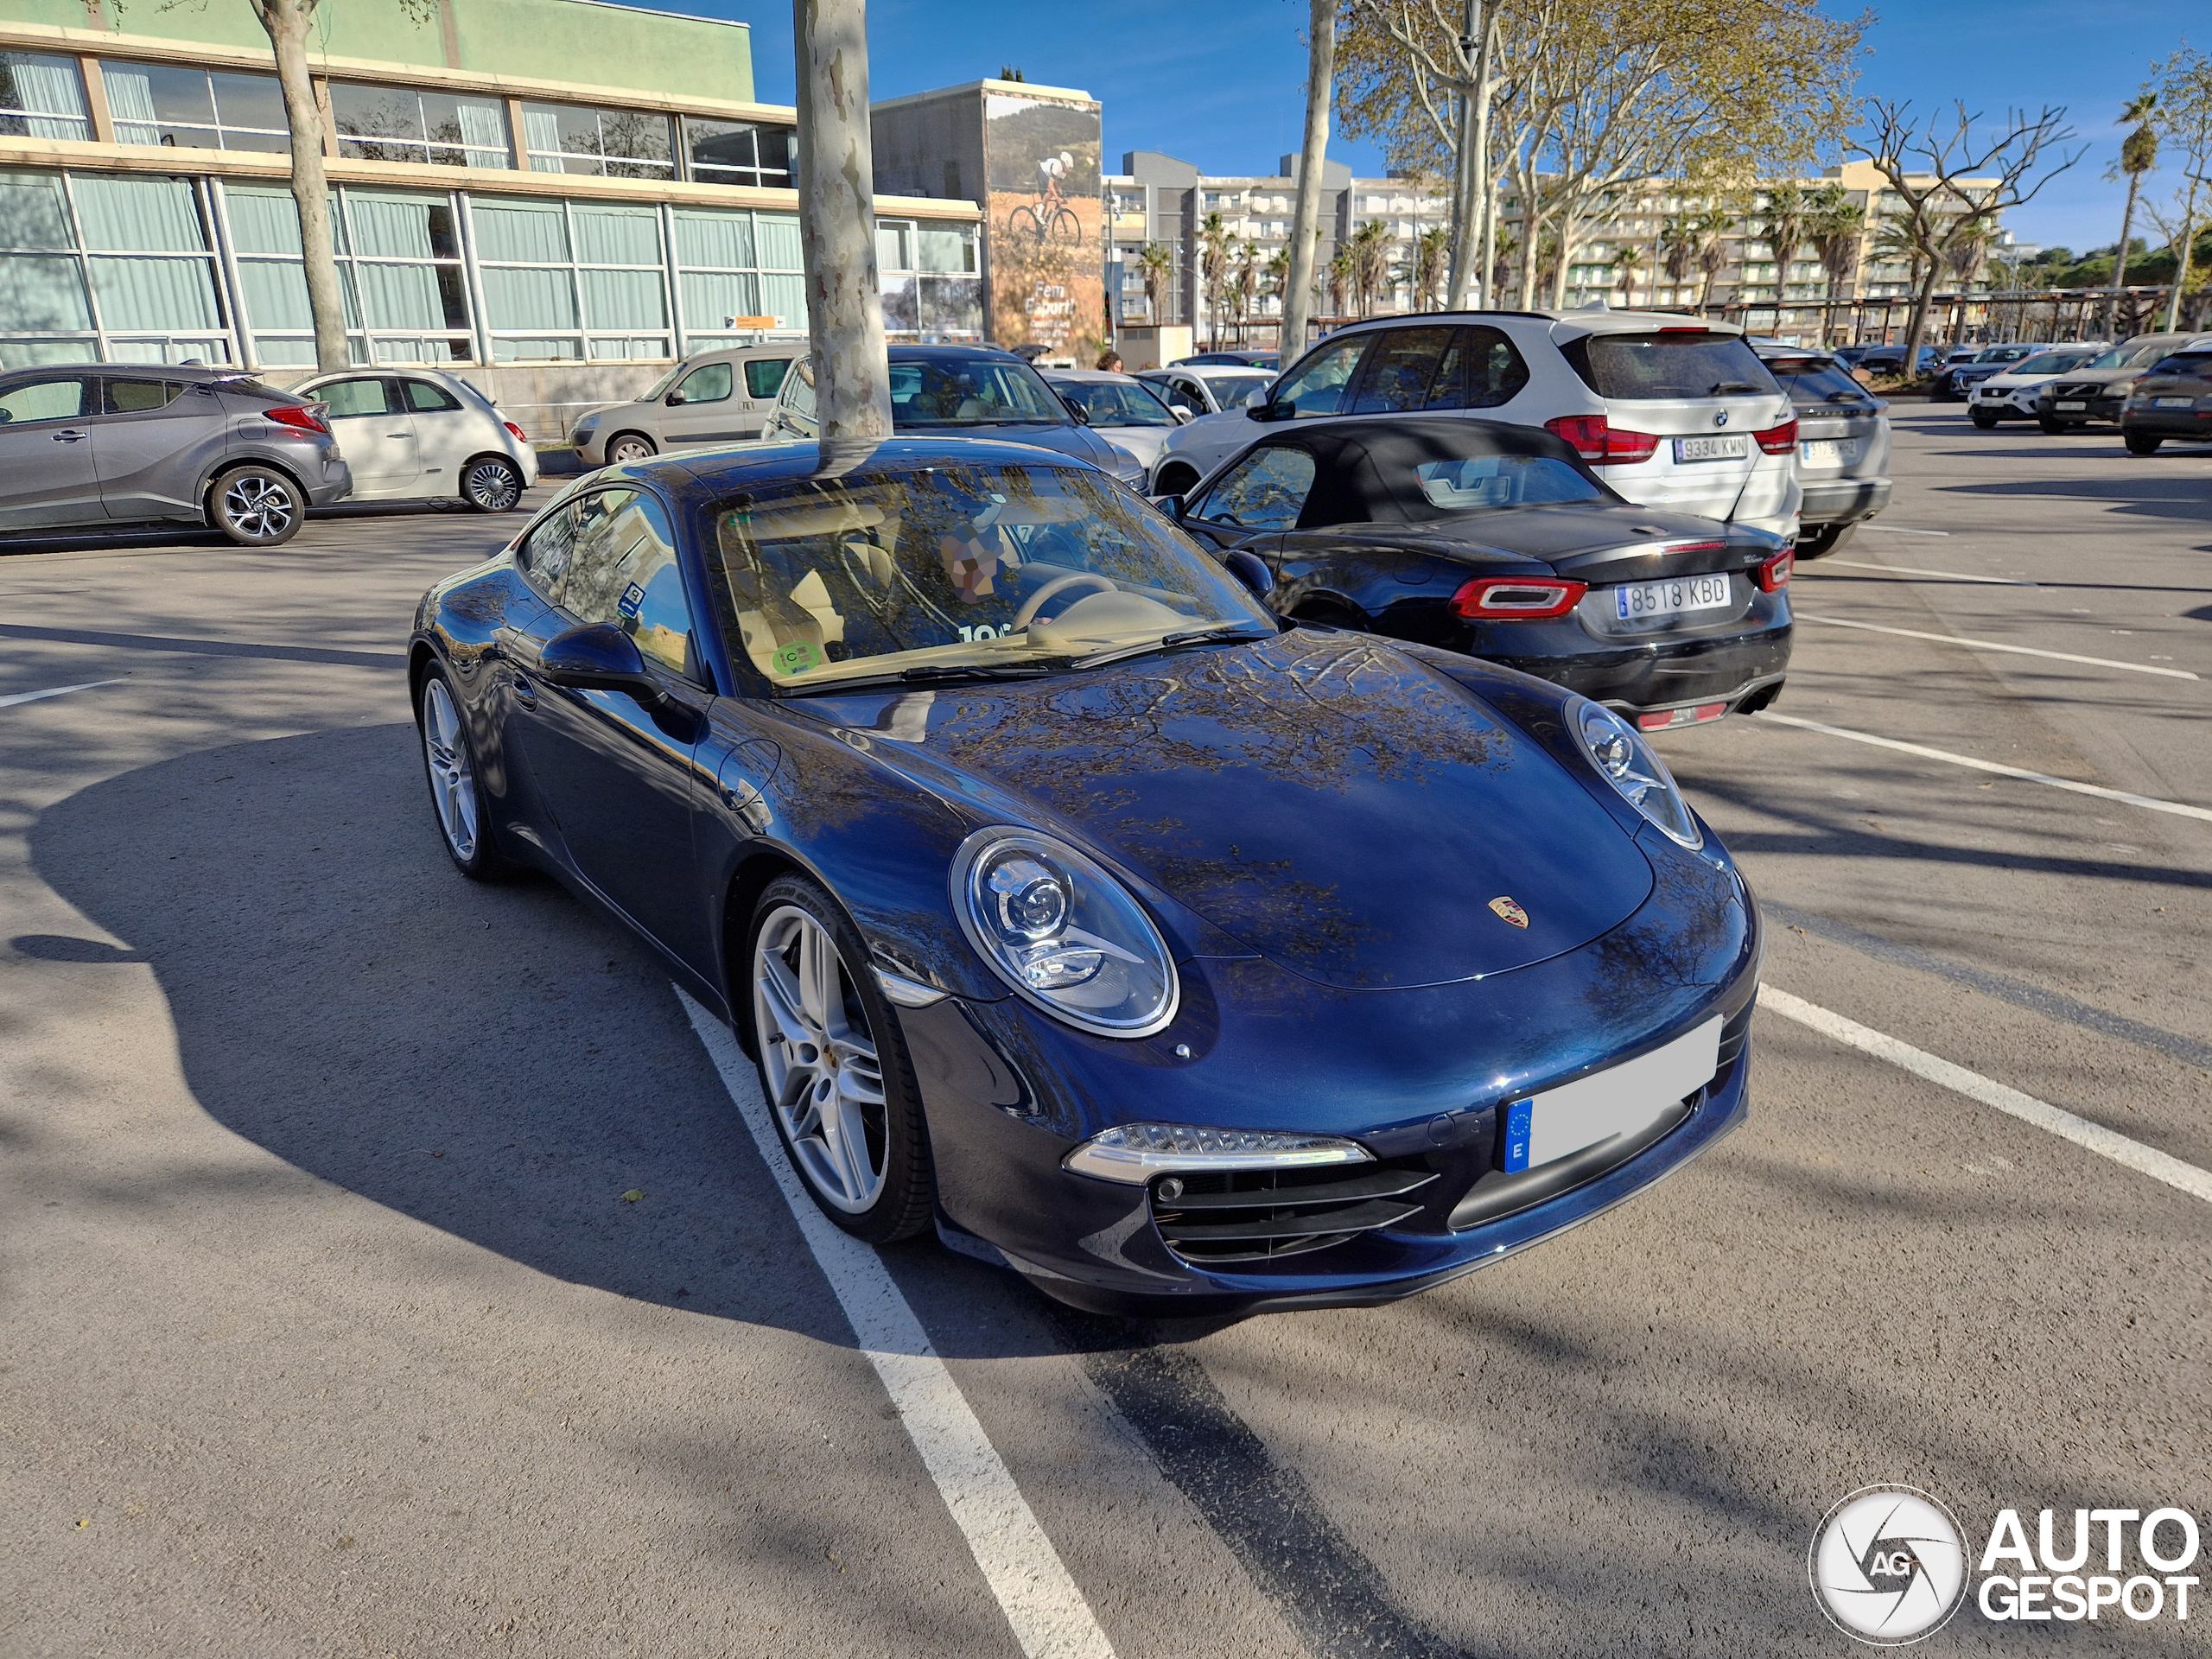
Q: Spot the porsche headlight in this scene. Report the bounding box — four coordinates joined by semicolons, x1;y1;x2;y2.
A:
1573;699;1702;849
950;827;1179;1037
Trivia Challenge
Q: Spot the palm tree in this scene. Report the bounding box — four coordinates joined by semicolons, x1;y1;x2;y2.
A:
1414;226;1451;311
1808;184;1865;342
1351;220;1391;316
1759;182;1806;305
1659;214;1700;305
1137;242;1174;327
1263;246;1291;341
2112;92;2159;304
1535;226;1562;303
1325;247;1353;316
1233;241;1262;343
1944;213;1996;287
1198;211;1231;347
1693;207;1732;308
1489;231;1519;301
1872;219;1924;289
1612;243;1644;308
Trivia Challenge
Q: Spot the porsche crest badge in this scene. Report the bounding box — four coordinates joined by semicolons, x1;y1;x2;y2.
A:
1488;896;1529;929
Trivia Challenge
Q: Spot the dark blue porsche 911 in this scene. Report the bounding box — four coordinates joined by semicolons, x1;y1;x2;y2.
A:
409;435;1761;1316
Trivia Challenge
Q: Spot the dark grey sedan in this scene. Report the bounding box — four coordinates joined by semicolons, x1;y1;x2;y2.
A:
0;362;352;544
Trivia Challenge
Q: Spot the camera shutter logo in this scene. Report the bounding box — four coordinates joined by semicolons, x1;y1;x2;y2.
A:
1809;1485;1968;1645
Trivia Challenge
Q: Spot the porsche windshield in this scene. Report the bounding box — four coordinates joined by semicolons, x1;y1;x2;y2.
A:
706;461;1273;690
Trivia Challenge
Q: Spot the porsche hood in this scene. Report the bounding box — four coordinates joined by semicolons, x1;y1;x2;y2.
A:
816;632;1657;990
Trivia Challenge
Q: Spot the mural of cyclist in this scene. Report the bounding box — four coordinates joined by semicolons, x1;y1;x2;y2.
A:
1007;149;1083;244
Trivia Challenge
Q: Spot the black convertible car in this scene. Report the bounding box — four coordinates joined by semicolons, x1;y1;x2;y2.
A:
410;436;1760;1316
1160;416;1793;731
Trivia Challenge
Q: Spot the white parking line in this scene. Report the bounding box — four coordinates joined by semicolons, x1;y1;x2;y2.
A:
0;679;119;709
1760;986;2212;1204
676;987;1119;1659
1754;711;2212;824
1815;558;2035;586
1794;614;2201;680
1853;524;1952;536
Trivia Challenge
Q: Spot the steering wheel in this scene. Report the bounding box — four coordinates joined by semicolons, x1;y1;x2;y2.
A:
1011;571;1117;629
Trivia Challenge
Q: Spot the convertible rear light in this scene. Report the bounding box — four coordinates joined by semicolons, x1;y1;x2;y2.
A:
265;403;328;435
502;420;528;442
1450;576;1588;620
1542;415;1659;465
1752;416;1799;454
1755;549;1794;592
1149;1161;1438;1263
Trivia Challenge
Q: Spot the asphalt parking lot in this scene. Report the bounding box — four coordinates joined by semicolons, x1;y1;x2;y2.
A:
3;413;2209;1656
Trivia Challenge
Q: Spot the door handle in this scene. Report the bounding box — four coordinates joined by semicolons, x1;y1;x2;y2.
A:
52;429;86;442
386;432;410;439
512;672;537;709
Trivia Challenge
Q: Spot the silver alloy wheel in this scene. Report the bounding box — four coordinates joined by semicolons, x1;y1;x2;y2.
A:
607;434;655;464
221;470;297;540
420;677;479;861
463;457;522;512
753;904;888;1213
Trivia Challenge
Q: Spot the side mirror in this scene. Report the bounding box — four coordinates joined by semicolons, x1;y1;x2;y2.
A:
539;622;658;698
1247;400;1294;423
1148;493;1187;519
1170;405;1193;424
1221;549;1274;599
1060;396;1091;424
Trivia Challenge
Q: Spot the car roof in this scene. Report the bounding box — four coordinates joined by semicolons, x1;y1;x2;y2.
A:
609;435;1115;503
887;343;1027;363
1318;307;1745;341
1223;412;1617;525
1039;368;1142;384
0;360;250;383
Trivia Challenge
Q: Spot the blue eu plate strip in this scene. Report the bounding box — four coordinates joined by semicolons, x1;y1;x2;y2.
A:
1503;1099;1532;1173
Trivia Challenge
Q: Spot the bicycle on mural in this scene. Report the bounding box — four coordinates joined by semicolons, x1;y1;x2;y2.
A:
1006;151;1083;244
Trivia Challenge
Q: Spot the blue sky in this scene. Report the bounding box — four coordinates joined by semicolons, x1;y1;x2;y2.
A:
657;0;2198;257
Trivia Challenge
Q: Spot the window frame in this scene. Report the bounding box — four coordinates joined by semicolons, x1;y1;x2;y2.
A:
0;52;92;142
1192;442;1319;531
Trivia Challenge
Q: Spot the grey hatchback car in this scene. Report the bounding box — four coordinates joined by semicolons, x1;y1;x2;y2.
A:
1751;342;1891;556
0;363;351;544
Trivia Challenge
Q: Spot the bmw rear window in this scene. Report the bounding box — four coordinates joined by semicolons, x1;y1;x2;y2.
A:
1762;357;1872;405
1564;332;1779;400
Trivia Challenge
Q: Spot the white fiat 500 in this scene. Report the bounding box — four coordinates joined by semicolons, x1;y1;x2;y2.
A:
292;366;537;512
1147;308;1801;540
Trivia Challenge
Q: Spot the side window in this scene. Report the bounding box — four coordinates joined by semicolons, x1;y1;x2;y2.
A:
676;361;733;404
561;488;697;678
1348;327;1459;414
518;499;580;601
0;377;89;425
1196;445;1317;531
103;378;186;415
784;358;817;420
744;358;791;399
319;378;397;419
1274;335;1370;417
402;379;463;412
1462;326;1530;409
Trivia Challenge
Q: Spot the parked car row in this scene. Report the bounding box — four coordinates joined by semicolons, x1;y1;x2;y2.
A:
0;361;535;543
407;421;1764;1317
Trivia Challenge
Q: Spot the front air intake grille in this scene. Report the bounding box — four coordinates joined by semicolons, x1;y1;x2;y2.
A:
1150;1162;1437;1263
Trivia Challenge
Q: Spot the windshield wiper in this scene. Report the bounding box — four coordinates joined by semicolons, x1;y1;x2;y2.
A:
778;662;1058;696
1074;622;1276;669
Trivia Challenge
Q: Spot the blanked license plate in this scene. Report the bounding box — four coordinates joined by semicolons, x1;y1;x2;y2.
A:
1613;572;1732;621
1799;438;1858;467
2153;396;2194;408
1502;1016;1723;1172
2055;400;2086;410
1673;434;1749;462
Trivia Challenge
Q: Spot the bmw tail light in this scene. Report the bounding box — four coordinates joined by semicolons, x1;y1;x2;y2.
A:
266;403;328;435
1753;416;1799;454
1542;415;1658;465
1756;549;1794;592
1451;576;1589;620
502;420;527;442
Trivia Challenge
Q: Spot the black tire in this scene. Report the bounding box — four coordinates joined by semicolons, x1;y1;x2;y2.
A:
606;431;657;465
1796;523;1856;559
460;454;524;512
1153;462;1202;497
416;664;517;882
2037;416;2079;435
747;874;934;1243
1969;408;1999;429
207;462;304;546
2124;431;2164;455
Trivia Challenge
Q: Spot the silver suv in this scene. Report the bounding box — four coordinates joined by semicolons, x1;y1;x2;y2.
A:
568;343;799;466
1147;308;1800;538
0;362;351;545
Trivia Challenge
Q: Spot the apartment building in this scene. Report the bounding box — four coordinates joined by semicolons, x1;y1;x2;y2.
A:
0;0;984;430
